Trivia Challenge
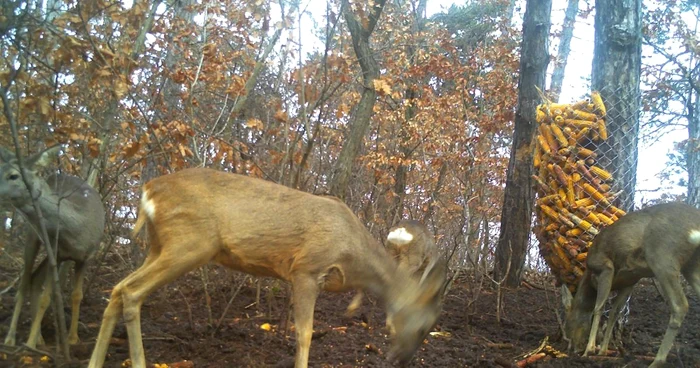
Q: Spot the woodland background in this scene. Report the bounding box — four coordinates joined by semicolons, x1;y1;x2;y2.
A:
0;0;699;366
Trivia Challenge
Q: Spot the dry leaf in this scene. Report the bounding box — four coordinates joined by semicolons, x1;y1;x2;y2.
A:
373;79;392;96
246;118;264;130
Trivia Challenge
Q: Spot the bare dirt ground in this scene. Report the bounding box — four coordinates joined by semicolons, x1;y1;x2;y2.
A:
2;259;700;368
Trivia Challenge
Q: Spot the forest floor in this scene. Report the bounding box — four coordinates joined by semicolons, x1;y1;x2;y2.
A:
2;258;700;368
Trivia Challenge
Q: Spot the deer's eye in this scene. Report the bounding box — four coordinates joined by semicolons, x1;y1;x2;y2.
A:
8;174;19;181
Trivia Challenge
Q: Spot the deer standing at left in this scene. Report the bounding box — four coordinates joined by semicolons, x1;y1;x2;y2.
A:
0;145;105;348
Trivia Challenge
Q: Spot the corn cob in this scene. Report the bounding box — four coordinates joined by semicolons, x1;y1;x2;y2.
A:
537;135;552;154
563;119;598;129
550;124;568;148
570;109;598;122
589;165;612;181
540;124;559;152
598;119;608;140
591;91;606;116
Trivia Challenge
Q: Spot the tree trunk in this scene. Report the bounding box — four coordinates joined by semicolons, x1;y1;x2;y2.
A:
687;94;700;207
329;0;386;199
493;0;551;287
591;0;642;212
389;0;427;224
549;0;579;101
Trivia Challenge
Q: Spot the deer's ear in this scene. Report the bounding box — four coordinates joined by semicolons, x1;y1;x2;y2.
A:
0;146;16;163
27;145;62;170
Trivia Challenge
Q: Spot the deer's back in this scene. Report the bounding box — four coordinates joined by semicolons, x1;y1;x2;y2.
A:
588;202;700;282
142;168;386;281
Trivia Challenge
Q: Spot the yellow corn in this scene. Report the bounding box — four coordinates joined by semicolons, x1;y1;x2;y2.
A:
572;172;582;182
533;142;542;168
577;147;597;158
537;194;560;205
569;213;600;235
585;212;601;225
553;244;572;269
575;197;594;207
564;119;598;129
571;99;590;111
570;109;598;122
591;91;606;116
575;253;588;262
573;266;584;277
566;177;575;206
540;124;559;152
540;205;559;221
609;205;627;217
550;123;568;148
596;212;614;225
537;135;552;154
557;189;567;202
536;108;548;123
574;127;591;143
589;165;612;181
582;183;610;206
552;164;570;187
566;228;583;237
557;234;568;246
598;118;608;140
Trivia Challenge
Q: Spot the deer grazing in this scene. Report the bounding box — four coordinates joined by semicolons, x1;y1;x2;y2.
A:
564;202;700;367
346;219;442;332
88;168;447;368
0;145;105;347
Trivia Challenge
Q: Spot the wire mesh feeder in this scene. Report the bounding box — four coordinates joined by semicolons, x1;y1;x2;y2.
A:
531;90;634;292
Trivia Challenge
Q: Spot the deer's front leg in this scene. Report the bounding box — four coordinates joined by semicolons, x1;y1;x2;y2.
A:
4;237;40;346
292;276;319;368
584;268;614;357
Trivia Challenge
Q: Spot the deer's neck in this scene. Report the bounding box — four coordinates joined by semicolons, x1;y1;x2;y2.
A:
352;238;417;305
17;181;79;233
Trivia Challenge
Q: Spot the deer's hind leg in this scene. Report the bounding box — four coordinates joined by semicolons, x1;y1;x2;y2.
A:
67;260;87;344
650;267;687;367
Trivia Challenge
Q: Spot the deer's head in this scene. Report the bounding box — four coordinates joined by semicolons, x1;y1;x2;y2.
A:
387;258;447;365
0;145;61;206
563;274;596;352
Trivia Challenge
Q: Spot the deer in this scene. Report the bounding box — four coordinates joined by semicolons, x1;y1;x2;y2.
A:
88;168;447;368
564;202;700;368
346;219;442;333
0;145;105;348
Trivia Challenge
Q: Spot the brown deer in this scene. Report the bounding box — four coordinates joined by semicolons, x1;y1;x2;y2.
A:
346;219;442;333
88;168;447;368
0;145;105;347
564;202;700;367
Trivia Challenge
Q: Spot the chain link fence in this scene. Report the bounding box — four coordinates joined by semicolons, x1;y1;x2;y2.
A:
532;85;640;291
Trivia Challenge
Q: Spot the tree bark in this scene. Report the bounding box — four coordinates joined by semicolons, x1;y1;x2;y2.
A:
549;0;579;101
329;0;386;199
591;0;642;211
493;0;551;287
687;94;700;207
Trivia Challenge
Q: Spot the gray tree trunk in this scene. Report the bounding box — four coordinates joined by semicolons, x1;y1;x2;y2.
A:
549;0;579;101
493;0;552;287
687;94;700;207
329;0;387;200
591;0;642;212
